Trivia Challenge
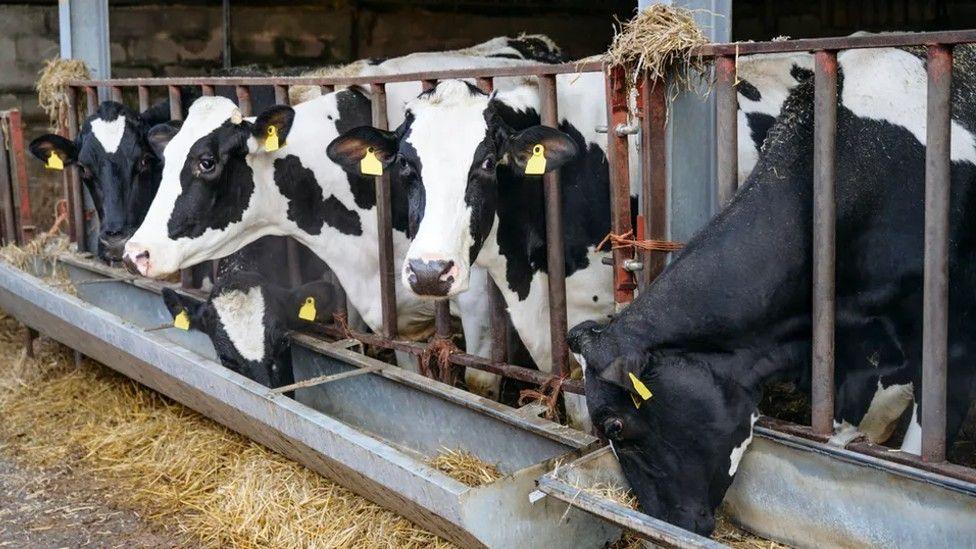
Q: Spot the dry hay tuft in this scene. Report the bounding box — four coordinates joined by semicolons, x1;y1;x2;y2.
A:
714;513;791;549
288;60;370;104
0;312;453;548
426;448;501;487
36;57;92;129
604;4;710;92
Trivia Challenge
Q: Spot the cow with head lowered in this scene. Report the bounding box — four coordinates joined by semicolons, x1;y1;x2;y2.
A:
122;38;568;398
567;46;976;535
28;98;191;262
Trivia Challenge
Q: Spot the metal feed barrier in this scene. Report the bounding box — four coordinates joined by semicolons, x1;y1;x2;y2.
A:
0;29;965;548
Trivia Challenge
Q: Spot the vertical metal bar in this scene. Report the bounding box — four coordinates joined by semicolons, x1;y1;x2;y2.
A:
605;65;636;305
236;86;252;117
7;111;35;243
812;50;838;436
58;92;82;249
320;84;335;95
0;117;16;245
168;86;183;121
922;43;952;463
201;84;215;97
85;86;98;114
715;55;739;208
539;75;569;378
110;86;123;103
640;75;669;286
137;86;150;112
421;79;438;92
222;0;232;70
274;84;288;105
370;83;398;338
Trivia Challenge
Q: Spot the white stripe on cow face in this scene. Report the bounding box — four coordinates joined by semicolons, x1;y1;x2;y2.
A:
211;286;267;362
402;81;492;296
91;116;127;154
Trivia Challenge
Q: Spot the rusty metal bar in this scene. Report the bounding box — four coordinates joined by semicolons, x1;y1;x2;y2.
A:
274;84;288;105
694;29;976;57
137;86;150;112
811;50;838;436
201;84;215;97
640;75;669;286
320;84;334;95
58;93;82;248
236;85;252;116
167;86;183;121
371;83;398;338
0;116;16;245
421;79;438;92
85;86;98;115
3;112;33;244
922;44;953;463
110;86;123;103
538;75;569;378
715;55;739;208
605;65;636;305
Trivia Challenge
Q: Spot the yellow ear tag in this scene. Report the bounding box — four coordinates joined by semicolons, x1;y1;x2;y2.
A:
525;144;546;175
360;147;383;176
629;372;653;401
265;125;280;152
173;310;190;331
298;297;316;321
46;152;64;171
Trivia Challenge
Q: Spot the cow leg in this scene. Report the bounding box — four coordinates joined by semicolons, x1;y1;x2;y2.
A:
394;350;420;373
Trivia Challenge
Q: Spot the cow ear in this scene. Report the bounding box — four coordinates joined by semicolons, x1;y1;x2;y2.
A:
502;126;577;176
29;134;77;167
251;105;295;153
326;126;398;176
147;121;182;159
161;288;205;332
597;353;653;402
287;281;337;327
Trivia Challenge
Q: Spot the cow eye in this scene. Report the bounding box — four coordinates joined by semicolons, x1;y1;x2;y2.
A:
138;154;153;171
480;156;495;171
198;155;216;173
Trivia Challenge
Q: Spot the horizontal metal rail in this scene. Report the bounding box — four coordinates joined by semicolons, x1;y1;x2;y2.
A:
694;29;976;57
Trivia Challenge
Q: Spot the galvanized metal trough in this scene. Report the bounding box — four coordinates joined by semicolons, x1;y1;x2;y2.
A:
0;255;621;548
540;431;976;548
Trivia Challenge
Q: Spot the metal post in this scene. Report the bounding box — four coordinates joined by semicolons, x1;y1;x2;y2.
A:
605;65;636;305
274;85;288;105
922;44;952;463
640;75;669;286
715;55;739;208
167;86;194;289
201;85;215;97
371;83;398;338
110;86;123;103
812;50;838;436
0;117;17;244
236;86;252;116
137;86;150;112
85;87;98;115
3;112;33;244
539;75;569;377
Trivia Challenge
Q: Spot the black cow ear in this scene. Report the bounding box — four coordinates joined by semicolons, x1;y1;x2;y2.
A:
326;126;397;177
161;288;204;332
148;121;182;159
252;105;295;153
287;281;337;327
29;134;77;169
502;125;577;176
598;353;653;402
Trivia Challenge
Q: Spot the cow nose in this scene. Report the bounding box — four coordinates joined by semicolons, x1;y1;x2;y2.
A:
123;250;149;276
405;258;456;296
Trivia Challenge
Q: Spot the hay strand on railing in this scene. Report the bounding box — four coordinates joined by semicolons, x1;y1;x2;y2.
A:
36;57;92;129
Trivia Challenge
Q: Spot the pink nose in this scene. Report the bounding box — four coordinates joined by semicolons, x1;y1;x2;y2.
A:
122;250;150;276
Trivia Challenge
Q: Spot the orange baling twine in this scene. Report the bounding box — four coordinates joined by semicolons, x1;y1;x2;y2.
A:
518;375;566;422
597;230;684;253
44;199;70;237
419;336;461;386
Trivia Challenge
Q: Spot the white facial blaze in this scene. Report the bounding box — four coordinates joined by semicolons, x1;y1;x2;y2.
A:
403;81;492;292
91;117;127;154
211;287;267;362
728;412;760;476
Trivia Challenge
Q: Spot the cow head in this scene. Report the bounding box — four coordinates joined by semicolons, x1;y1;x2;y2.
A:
122;96;295;277
161;270;335;388
569;322;768;536
29;102;165;262
328;80;576;298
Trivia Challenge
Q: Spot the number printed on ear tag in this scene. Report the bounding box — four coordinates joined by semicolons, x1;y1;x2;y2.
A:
360;147;383;176
173;310;190;330
265;125;280;152
525;144;546;175
298;297;316;321
46;152;64;171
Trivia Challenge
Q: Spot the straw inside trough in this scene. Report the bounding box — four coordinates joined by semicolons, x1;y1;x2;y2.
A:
0;312;453;548
604;4;710;91
0;234;76;294
426;447;501;488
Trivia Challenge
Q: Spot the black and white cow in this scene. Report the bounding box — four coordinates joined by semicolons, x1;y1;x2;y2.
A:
28;97;192;262
567;45;976;535
122;42;565;398
162;269;337;389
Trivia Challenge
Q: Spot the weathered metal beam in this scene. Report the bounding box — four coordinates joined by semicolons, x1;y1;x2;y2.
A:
370;83;398;338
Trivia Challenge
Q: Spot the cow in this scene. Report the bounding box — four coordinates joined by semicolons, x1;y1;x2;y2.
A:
162;269;337;389
122;40;566;399
27;96;193;262
566;45;976;535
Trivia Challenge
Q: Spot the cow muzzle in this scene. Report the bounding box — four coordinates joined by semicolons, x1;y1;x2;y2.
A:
403;256;464;297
